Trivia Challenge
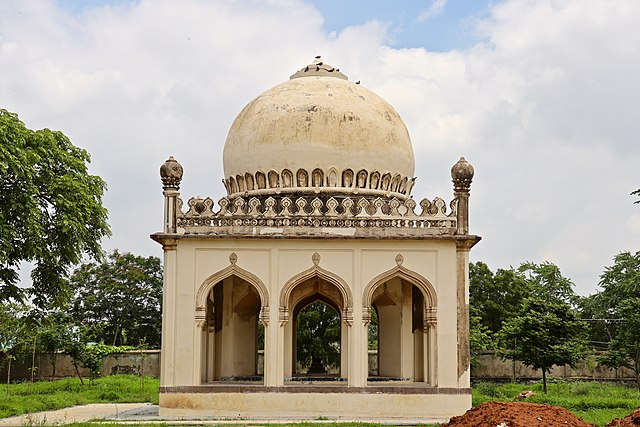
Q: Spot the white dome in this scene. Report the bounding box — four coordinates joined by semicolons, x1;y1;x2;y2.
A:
222;59;416;198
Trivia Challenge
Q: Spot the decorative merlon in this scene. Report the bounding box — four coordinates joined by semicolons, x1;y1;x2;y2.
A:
174;195;458;231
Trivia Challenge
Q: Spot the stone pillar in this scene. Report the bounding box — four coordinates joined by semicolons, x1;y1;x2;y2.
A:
400;281;414;380
451;157;474;235
160;156;183;233
456;241;473;387
425;307;438;386
160;239;177;386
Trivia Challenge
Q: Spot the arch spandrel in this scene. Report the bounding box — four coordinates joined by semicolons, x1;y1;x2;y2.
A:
363;265;437;310
195;263;269;313
279;264;353;325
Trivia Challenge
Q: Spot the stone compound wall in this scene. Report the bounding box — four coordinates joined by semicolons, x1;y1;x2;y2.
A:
5;350;160;380
472;351;637;382
4;350;636;382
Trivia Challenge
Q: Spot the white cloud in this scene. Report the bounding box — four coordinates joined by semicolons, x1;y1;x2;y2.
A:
417;0;448;22
1;0;639;295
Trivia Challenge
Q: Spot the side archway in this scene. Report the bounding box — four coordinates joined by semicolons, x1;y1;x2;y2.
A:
194;255;269;383
363;265;436;310
196;262;269;316
363;262;437;384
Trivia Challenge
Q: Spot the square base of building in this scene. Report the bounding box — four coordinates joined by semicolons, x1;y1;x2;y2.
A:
159;388;471;421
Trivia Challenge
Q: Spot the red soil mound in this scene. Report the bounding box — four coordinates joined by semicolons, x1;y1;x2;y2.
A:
606;407;640;426
441;401;595;427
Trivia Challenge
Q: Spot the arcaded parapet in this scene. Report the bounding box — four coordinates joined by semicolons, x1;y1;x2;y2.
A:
177;195;457;231
156;156;475;237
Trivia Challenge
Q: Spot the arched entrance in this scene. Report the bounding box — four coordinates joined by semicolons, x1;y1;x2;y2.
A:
280;261;352;381
364;265;437;385
294;300;341;376
196;262;269;384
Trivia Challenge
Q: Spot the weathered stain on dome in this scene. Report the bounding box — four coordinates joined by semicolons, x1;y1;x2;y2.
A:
222;58;416;199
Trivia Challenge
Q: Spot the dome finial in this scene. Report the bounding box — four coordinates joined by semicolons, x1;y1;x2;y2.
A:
290;57;348;80
451;157;474;193
160;156;183;191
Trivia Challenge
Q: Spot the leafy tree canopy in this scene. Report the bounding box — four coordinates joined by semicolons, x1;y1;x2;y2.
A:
599;297;640;389
0;109;110;308
70;250;163;348
470;262;530;335
470;260;577;338
469;314;492;367
597;251;640;310
296;301;341;372
497;296;589;393
580;251;640;348
0;301;28;358
517;261;578;306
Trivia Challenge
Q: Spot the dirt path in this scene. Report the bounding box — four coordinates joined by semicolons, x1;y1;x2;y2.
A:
0;403;154;426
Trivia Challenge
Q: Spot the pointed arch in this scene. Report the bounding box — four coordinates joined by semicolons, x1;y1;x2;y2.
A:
363;265;436;310
280;264;353;324
196;263;269;311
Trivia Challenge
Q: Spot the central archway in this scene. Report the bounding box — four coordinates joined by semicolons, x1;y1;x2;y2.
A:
280;262;352;381
294;300;341;376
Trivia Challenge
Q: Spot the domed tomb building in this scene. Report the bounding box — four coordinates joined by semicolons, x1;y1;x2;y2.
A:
152;58;480;421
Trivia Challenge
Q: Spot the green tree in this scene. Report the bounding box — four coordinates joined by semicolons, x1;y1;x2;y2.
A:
296;301;341;372
0;109;110;308
597;251;640;309
600;298;640;390
581;251;640;350
37;311;74;380
497;297;589;393
518;261;578;306
469;261;531;334
0;302;28;387
469;314;492;367
70;251;163;347
59;324;89;384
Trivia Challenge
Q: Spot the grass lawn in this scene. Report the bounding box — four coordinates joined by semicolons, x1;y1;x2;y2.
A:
0;375;159;419
473;380;640;427
2;377;639;427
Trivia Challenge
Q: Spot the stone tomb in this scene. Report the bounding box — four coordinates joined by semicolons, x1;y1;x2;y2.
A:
152;58;480;420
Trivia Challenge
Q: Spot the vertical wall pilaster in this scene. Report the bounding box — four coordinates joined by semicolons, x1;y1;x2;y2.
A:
349;248;365;387
160;239;177;386
456;242;472;386
401;281;414;380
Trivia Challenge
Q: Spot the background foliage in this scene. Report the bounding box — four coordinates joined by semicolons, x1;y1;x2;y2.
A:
0;109;110;308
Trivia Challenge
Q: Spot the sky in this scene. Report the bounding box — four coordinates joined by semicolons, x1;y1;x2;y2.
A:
2;0;639;296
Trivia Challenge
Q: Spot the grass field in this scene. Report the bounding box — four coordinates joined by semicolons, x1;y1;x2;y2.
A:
1;377;639;426
473;380;640;426
0;375;159;419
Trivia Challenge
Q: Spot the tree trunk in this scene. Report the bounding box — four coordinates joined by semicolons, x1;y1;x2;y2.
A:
6;356;11;396
51;353;57;381
542;369;547;394
112;324;120;346
29;336;37;394
73;361;84;385
140;353;145;398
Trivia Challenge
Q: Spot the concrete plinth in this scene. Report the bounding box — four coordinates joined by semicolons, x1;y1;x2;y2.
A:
159;387;471;420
